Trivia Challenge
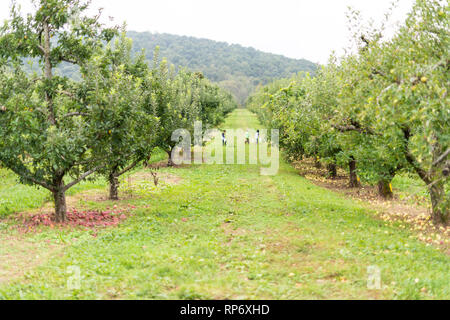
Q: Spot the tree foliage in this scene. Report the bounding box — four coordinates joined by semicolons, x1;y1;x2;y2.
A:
0;0;237;220
0;0;118;222
82;32;159;200
248;0;449;225
146;49;237;164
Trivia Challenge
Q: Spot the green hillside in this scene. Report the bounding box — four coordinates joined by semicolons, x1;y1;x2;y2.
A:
28;32;317;104
127;31;318;104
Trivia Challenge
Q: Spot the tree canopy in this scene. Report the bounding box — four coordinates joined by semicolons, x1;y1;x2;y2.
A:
248;0;449;225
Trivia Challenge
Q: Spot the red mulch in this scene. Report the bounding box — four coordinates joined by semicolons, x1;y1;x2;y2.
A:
19;208;131;232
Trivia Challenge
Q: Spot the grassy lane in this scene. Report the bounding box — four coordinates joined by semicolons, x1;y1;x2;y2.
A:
0;109;448;299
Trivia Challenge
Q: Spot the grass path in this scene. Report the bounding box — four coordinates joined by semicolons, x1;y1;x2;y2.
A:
0;109;448;299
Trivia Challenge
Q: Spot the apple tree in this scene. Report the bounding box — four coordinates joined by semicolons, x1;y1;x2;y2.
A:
369;0;449;223
82;32;159;200
0;0;117;222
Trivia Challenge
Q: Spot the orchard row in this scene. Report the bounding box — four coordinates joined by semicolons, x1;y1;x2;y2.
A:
247;0;449;225
0;0;237;222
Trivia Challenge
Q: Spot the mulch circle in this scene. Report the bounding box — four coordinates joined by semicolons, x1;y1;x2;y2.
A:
18;206;137;232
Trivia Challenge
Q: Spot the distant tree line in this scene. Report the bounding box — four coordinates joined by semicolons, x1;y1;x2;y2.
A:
23;30;317;105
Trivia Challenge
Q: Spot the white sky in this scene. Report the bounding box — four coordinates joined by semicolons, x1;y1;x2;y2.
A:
0;0;415;64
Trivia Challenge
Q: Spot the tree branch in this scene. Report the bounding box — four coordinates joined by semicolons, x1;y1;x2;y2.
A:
371;68;387;78
433;148;450;167
333;120;378;136
116;160;140;178
64;166;102;191
60;57;78;65
58;90;76;98
36;44;45;55
9;167;54;192
402;127;431;184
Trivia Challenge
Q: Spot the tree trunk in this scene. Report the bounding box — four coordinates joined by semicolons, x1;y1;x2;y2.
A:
53;178;67;223
429;178;448;226
430;183;449;225
109;173;119;201
43;21;55;125
429;139;448;225
327;163;337;179
378;179;393;199
349;157;360;188
167;149;174;167
403;129;448;225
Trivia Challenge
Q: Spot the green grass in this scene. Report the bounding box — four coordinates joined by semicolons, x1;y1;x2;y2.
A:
0;110;448;300
0;169;50;218
221;108;262;129
0;148;168;218
392;173;429;203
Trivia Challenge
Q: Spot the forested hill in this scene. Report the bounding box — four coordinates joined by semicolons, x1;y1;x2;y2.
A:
127;31;318;104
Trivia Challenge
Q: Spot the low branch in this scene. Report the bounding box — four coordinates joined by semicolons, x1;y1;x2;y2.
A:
433;148;450;167
60;56;78;65
116;160;141;178
9;167;54;192
36;44;45;55
64;166;102;191
402;127;431;184
30;177;54;192
361;35;370;46
333;124;362;133
405;151;430;183
333;121;378;136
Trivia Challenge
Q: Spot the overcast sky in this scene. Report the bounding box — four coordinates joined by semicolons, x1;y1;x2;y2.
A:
0;0;415;64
